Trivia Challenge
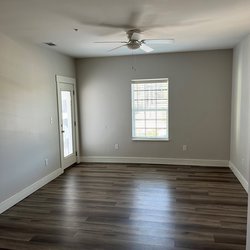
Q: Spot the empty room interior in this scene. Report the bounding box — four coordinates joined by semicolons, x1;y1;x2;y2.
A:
1;0;250;249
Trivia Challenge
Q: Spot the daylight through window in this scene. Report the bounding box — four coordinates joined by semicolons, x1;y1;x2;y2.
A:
131;78;169;140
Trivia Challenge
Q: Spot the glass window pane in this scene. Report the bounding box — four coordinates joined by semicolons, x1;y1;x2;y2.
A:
157;99;168;109
157;129;167;137
146;99;156;109
137;84;145;90
145;111;156;119
156;90;168;99
148;90;156;99
132;84;137;91
135;129;145;137
137;100;145;109
157;111;167;119
135;111;145;120
61;91;73;157
155;83;167;90
157;120;167;128
137;91;145;100
146;129;157;137
146;120;156;128
135;120;145;128
133;90;138;99
145;83;155;90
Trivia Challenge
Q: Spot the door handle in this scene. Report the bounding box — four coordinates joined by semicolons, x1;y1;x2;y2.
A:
62;130;65;133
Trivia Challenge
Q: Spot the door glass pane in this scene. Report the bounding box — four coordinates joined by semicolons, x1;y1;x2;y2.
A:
61;91;73;157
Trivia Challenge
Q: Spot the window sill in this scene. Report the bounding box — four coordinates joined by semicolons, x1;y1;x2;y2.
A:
132;138;170;142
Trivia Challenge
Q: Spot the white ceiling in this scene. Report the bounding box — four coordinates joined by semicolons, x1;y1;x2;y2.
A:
0;0;250;58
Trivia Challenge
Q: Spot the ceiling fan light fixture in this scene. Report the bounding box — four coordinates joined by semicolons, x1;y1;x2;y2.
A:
127;40;141;50
130;32;141;41
95;29;173;53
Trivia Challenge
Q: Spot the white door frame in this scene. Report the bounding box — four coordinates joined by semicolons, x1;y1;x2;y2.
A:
56;75;80;170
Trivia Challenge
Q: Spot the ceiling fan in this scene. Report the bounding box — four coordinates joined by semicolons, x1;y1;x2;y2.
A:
95;29;174;53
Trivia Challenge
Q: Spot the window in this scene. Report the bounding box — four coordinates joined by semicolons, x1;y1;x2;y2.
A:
131;78;169;140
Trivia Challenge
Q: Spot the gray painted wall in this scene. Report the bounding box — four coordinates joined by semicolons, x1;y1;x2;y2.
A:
76;50;232;160
230;35;250;182
230;34;250;249
0;33;75;204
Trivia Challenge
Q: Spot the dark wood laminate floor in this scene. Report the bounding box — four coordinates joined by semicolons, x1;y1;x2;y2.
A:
0;163;248;250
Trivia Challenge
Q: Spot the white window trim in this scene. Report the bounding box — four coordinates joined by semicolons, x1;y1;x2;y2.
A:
131;78;169;141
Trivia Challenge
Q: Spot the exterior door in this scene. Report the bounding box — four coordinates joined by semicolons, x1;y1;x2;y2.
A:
57;76;79;169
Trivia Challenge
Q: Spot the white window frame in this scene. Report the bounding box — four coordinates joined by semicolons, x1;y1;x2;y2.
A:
131;78;169;141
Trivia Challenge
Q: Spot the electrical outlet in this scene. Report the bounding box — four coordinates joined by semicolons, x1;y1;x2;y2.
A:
114;144;119;150
182;145;187;151
45;158;49;166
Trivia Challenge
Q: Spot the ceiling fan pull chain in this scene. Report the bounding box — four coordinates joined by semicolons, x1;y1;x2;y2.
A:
131;50;137;74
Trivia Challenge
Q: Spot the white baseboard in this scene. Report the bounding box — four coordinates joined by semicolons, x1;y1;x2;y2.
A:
229;161;248;192
0;168;63;214
80;156;228;167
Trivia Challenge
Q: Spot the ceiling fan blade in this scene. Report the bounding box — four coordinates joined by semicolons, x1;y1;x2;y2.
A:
108;44;127;52
80;6;156;32
140;44;154;53
95;41;127;44
142;39;175;44
96;23;132;29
